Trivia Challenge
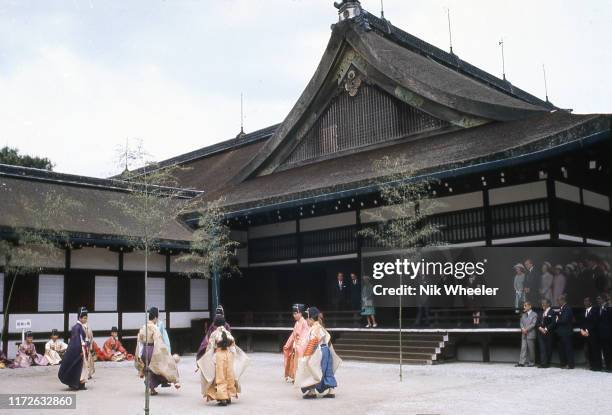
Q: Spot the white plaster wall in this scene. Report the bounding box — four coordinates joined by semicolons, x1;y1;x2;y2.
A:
169;311;210;328
555;181;580;203
583;190;610;211
248;220;296;238
300;211;356;232
71;247;118;270
8;313;64;333
489;181;547;206
421;192;483;214
170;254;199;274
123;251;166;272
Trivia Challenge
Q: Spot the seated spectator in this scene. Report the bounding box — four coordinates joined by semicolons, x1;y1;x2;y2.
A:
44;329;67;365
10;331;48;368
102;326;133;362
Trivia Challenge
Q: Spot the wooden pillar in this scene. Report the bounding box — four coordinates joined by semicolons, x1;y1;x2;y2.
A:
296;218;301;264
483;189;492;246
118;250;123;336
63;248;70;342
547;178;559;242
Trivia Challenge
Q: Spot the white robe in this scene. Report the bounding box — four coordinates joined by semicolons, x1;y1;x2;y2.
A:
44;339;68;365
294;323;342;389
196;327;249;398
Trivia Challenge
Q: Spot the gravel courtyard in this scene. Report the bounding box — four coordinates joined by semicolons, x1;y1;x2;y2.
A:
0;353;610;415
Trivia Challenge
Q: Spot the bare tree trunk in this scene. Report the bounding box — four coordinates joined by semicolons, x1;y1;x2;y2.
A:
144;243;150;415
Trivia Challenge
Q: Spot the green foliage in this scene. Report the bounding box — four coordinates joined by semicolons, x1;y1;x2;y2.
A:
177;198;241;279
0;146;54;170
358;156;442;252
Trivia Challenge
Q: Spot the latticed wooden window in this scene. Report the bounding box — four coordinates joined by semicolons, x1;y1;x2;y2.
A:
281;84;449;168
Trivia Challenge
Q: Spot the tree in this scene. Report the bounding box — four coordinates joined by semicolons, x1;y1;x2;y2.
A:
1;189;81;351
177;198;241;311
0;146;54;170
106;140;191;415
358;156;442;381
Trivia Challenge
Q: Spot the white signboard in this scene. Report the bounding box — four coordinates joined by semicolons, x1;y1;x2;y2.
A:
16;319;31;330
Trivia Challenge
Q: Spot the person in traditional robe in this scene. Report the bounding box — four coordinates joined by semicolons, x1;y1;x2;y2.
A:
283;303;309;383
135;307;180;396
197;306;231;360
0;349;12;369
157;318;171;354
58;307;94;390
295;307;342;399
44;329;67;365
196;315;249;406
10;331;48;368
102;327;133;362
92;341;111;361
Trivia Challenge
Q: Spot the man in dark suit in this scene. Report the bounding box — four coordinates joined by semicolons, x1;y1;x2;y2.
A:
537;298;555;368
555;294;575;369
596;294;612;371
580;297;602;371
349;272;362;311
332;272;348;310
523;259;540;305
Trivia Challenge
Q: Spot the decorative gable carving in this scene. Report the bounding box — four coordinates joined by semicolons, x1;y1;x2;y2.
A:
279;82;450;170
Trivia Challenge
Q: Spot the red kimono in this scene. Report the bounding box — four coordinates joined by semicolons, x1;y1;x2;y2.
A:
101;337;133;361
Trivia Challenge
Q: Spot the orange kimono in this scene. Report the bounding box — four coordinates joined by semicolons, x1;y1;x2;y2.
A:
283;317;309;380
103;336;133;361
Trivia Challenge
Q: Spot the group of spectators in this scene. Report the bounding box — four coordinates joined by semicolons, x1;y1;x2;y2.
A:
517;293;611;371
513;256;611;310
331;272;377;328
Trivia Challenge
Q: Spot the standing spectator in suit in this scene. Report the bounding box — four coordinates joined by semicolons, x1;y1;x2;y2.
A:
580;297;602;371
523;259;540;305
332;272;348;310
537;298;555;368
516;301;537;367
349;272;361;311
596;294;611;371
555;294;575;369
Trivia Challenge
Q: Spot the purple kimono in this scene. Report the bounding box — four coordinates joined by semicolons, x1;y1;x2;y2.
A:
58;323;88;389
196;322;231;360
10;342;48;368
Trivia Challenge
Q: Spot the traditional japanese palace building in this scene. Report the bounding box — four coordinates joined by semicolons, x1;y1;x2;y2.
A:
1;1;611;362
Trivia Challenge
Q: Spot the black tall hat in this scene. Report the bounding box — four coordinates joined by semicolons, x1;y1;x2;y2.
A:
148;307;159;320
292;303;306;313
51;329;59;336
78;307;88;318
111;326;119;332
25;331;33;338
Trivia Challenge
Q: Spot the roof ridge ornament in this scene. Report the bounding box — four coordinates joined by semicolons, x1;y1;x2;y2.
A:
333;0;371;30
